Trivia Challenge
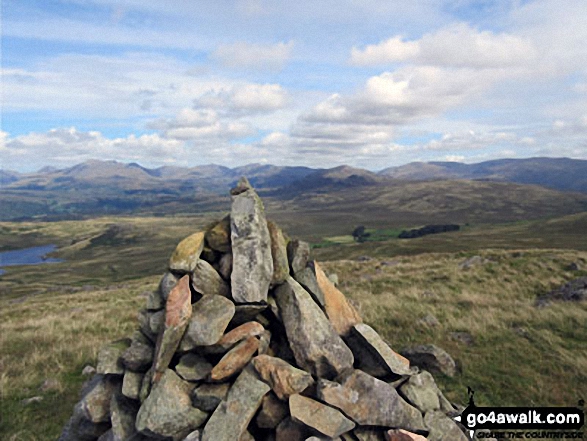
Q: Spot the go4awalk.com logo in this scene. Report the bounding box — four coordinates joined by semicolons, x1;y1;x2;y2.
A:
453;388;585;439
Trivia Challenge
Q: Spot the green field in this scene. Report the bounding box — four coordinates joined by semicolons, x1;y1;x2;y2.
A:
1;207;586;440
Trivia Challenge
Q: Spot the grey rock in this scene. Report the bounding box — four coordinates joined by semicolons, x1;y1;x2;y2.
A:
294;264;325;307
287;239;311;274
201;366;271;441
191;382;230;412
175;353;213;382
230;177;274;303
230;303;268;327
347;324;413;378
121;332;154;372
191;259;230;297
252;354;315;400
274;276;354;379
110;392;139;441
136;369;208;440
183;430;202;441
21;396;43;405
96;338;130;375
159;271;179;301
256;392;288;429
418;313;440;327
327;273;339;287
139;369;152;403
290;394;355;438
401;345;457;377
424;410;468;441
449;331;475;346
399;371;441;413
149;310;165;336
206;216;231;253
459;255;484;270
318;370;425;432
146;289;165;311
179;295;235;351
169;231;206;273
217;253;233;280
81;365;96;377
122;370;143;400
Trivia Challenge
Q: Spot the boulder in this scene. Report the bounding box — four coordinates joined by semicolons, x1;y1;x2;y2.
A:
274;276;354;379
268;220;290;285
206;216;231;253
175;353;213;382
169;232;206;273
152;275;193;382
96;339;130;375
252;354;315;400
191;259;230;297
136;369;208;439
314;262;362;336
201;366;270;441
290;394;356;438
318;370;425;432
180;295;235;351
401;345;457;378
210;336;259;381
230;177;273;303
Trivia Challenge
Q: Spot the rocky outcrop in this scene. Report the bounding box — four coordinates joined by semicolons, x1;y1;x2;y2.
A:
60;178;465;441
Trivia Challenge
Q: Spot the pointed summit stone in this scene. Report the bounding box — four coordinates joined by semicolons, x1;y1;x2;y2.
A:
230;177;273;303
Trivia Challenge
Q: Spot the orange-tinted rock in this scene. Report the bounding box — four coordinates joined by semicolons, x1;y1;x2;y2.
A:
252;355;314;400
210;336;259;381
210;321;265;353
386;429;428;441
314;262;362;336
152;275;192;382
169;232;206;273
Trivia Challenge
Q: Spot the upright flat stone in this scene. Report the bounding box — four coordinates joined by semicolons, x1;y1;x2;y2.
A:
348;324;412;377
287;239;310;274
136;369;208;440
179;295;235;351
318;370;425;432
252;354;315;400
202;366;271;441
289;394;355;438
169;232;206;273
294;263;325;307
191;259;230;297
268;220;290;285
230;177;273;303
152;275;192;382
274;277;354;379
314;262;362;336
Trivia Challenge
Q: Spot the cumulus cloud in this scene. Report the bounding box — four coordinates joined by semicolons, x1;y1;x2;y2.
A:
211;41;294;71
194;84;289;114
350;23;537;69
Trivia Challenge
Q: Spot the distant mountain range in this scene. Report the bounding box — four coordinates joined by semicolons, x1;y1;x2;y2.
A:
1;157;586;221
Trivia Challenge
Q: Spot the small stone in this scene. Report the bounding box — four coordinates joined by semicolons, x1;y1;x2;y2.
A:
424;411;468;441
176;353;214;382
318;370;425;432
294;263;325;307
40;378;61;392
287;239;311;274
192;259;230;297
136;369;208;439
252;354;315;400
202;366;271;441
169;231;206;273
158;271;179;301
146;289;165;310
418;313;440;327
314;262;362;336
82;365;96;377
401;345;457;378
274;276;354;379
183;430;202;441
121;332;154;372
179;295;235;351
149;310;165;335
230;177;274;303
347;324;412;377
208;321;265;354
210;336;259;381
218;253;233;280
328;273;339;287
289;394;355;438
399;371;441;413
122;370;143;400
206;216;231;253
386;429;428;441
21;396;43;406
268;220;290;285
191;383;230;412
256;392;288;429
153;275;193;382
449;332;475;346
96;338;131;375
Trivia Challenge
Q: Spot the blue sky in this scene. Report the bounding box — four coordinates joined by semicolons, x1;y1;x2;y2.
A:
1;0;586;172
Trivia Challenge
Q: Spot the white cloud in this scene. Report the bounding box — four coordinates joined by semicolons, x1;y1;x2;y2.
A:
351;23;537;68
211;41;294;71
194;84;289;114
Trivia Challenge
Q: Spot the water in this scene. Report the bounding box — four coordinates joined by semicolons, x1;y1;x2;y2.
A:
0;244;63;275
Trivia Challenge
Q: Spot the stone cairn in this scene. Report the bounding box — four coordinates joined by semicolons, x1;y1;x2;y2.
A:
60;178;469;441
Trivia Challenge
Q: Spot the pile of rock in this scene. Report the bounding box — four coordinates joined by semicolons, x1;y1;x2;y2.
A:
59;178;468;441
